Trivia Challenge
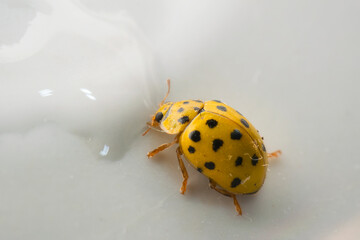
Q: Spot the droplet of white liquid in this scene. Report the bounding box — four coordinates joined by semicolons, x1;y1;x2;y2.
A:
0;0;162;159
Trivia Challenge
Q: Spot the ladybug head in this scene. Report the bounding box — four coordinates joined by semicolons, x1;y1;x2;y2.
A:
143;80;172;136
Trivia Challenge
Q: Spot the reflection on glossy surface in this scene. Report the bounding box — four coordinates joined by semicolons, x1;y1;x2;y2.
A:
38;89;53;97
80;88;96;101
99;144;110;156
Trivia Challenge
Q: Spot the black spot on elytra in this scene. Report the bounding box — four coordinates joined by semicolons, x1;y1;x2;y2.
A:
235;157;243;166
155;112;163;122
241;119;249;128
262;144;266;152
231;129;242;140
206;119;218;128
216;105;227;112
251;154;259;166
177;107;184;113
193;107;200;111
212;100;222;103
188;146;195;153
189;130;201;142
194;100;203;103
197;167;203;173
231;178;241;188
178;116;190;124
212;139;223;152
183;101;189;104
204;162;215;170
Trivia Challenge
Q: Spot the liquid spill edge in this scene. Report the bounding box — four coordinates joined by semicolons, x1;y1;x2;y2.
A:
0;0;161;160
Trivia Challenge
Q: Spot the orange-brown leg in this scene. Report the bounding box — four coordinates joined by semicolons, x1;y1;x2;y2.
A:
209;179;242;215
147;137;178;158
176;147;189;194
268;150;282;159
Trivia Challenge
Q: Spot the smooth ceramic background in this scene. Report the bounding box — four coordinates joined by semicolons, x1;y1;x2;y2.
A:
1;0;359;239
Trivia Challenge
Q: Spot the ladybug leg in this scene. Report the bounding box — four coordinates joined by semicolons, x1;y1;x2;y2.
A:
209;179;232;197
267;150;282;159
147;137;178;158
209;179;242;215
176;147;189;194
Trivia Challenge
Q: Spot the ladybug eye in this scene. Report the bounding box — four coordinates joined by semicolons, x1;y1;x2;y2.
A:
155;112;164;122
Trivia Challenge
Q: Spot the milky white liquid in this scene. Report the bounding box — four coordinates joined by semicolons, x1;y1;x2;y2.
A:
0;0;161;159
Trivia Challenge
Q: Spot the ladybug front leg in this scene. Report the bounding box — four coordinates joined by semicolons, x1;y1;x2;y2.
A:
267;150;282;159
209;179;242;215
176;147;189;194
147;137;178;158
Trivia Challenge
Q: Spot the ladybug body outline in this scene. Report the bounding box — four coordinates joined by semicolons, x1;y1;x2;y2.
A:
144;80;280;215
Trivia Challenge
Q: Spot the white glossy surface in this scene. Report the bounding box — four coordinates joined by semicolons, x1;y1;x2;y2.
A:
1;0;360;239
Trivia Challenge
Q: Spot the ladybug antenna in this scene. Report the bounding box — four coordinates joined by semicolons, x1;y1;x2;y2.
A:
159;79;171;106
142;120;164;136
144;80;170;136
142;116;155;136
142;127;151;136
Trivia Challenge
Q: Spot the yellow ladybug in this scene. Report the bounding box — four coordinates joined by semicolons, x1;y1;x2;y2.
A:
143;80;281;215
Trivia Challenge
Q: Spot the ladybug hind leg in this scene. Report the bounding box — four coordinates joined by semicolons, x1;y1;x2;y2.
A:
209;179;242;215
